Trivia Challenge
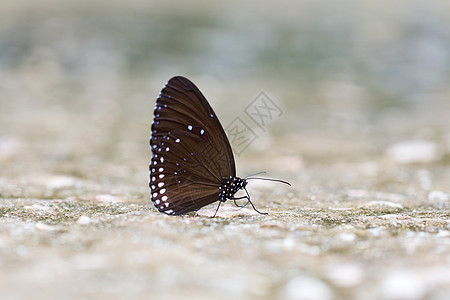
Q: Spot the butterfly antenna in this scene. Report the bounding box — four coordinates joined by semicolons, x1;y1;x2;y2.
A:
244;187;268;215
246;177;291;186
244;171;267;179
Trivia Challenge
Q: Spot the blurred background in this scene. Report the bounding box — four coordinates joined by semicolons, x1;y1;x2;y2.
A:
1;0;449;186
1;1;450;299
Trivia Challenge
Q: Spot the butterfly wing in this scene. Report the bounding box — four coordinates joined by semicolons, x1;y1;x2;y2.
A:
149;76;236;215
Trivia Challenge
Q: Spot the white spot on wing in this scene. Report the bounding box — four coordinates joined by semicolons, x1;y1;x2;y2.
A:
159;174;165;179
188;125;193;131
158;182;164;187
175;138;180;143
200;129;205;135
162;196;168;201
158;167;164;172
160;188;166;194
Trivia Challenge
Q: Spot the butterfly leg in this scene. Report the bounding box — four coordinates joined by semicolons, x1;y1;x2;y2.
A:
232;196;249;208
212;200;222;218
244;187;268;215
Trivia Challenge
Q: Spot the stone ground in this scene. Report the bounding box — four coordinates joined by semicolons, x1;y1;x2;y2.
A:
1;95;449;299
1;1;450;299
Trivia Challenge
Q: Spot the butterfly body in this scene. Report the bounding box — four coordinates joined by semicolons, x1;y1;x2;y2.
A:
219;176;247;202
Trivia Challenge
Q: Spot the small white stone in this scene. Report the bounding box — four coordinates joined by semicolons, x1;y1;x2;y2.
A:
41;176;76;189
93;194;122;203
336;232;356;243
427;190;449;203
386;140;441;164
325;264;364;288
77;216;91;225
280;275;333;300
367;227;388;237
34;223;53;231
380;270;426;300
363;201;404;209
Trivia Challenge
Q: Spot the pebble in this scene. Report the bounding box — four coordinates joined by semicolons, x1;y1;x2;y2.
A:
385;140;440;163
380;214;412;221
93;194;123;203
77;216;91;225
280;274;333;300
24;204;52;211
362;201;404;209
325;263;364;288
367;227;388;237
35;223;53;231
380;270;426;300
427;190;449;203
347;190;406;203
41;175;76;189
336;232;357;243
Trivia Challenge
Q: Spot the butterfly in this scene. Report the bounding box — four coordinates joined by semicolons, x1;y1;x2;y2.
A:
149;76;289;216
